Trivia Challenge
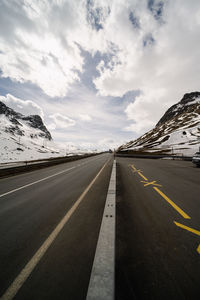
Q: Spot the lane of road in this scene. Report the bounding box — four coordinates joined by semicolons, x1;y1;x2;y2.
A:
0;153;113;299
116;157;200;300
1;154;200;300
0;154;106;196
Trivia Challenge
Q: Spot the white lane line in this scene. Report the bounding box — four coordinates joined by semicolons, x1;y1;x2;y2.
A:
86;160;116;300
0;155;105;199
0;166;75;199
0;160;109;300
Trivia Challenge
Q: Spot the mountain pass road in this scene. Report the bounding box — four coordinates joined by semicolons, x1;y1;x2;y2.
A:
0;154;113;300
0;154;200;299
116;157;200;300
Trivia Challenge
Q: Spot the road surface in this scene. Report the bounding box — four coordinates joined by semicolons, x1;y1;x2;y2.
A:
0;153;113;300
1;154;200;299
116;157;200;300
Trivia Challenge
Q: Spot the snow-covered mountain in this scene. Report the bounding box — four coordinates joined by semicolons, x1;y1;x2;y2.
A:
0;101;65;163
119;92;200;156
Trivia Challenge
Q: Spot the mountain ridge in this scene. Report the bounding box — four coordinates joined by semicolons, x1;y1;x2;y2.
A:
0;101;64;163
0;101;52;140
119;92;200;156
156;91;200;126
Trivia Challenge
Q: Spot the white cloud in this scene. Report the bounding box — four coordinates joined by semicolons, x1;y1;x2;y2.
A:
47;123;57;131
0;0;152;98
92;0;200;134
0;93;44;118
79;114;92;121
49;113;75;129
98;138;124;150
0;0;85;97
124;89;167;134
62;138;123;152
0;0;200;143
57;141;78;153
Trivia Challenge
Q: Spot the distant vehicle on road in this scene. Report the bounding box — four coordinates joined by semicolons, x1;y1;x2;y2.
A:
192;152;200;166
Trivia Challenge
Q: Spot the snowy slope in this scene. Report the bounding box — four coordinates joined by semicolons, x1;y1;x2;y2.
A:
0;101;65;163
119;92;200;156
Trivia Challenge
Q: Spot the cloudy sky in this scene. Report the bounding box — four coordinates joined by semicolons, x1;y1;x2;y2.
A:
0;0;200;151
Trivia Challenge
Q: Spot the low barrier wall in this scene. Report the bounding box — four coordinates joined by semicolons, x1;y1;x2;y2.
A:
116;153;192;161
0;153;101;178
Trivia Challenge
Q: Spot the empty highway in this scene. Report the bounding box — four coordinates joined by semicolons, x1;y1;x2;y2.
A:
0;154;113;300
0;154;200;299
116;157;200;300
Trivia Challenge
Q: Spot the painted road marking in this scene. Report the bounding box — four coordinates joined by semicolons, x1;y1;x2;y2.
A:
132;168;142;173
131;164;136;170
129;164;190;219
0;160;109;300
174;221;200;254
141;180;162;187
87;160;116;300
0;167;77;199
138;172;148;181
130;164;196;253
0;167;76;199
0;156;102;199
154;187;190;219
131;165;148;181
174;221;200;236
131;165;138;172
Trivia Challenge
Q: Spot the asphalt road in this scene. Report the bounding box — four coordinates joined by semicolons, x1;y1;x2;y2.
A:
1;154;200;300
116;157;200;300
0;153;113;300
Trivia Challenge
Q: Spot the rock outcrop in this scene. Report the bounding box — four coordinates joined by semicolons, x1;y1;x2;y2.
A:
118;92;200;156
157;92;200;126
0;101;52;140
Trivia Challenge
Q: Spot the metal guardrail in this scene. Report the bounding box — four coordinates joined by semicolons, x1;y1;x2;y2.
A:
0;153;101;178
116;153;193;161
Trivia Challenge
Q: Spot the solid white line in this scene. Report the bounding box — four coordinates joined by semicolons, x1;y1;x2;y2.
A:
0;160;109;300
86;160;116;300
0;155;104;199
0;166;76;199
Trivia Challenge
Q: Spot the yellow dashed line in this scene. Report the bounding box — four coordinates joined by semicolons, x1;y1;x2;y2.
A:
130;164;190;219
129;163;200;254
132;169;142;173
154;187;190;219
174;221;200;236
138;172;148;181
141;180;162;187
131;165;148;180
174;222;200;255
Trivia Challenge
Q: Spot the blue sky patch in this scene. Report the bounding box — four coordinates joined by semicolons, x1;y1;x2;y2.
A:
143;33;155;47
129;11;140;29
147;0;164;21
86;0;110;31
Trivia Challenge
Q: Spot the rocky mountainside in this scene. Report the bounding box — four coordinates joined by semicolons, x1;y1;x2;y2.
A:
118;92;200;156
0;101;52;140
157;92;200;126
0;101;65;163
